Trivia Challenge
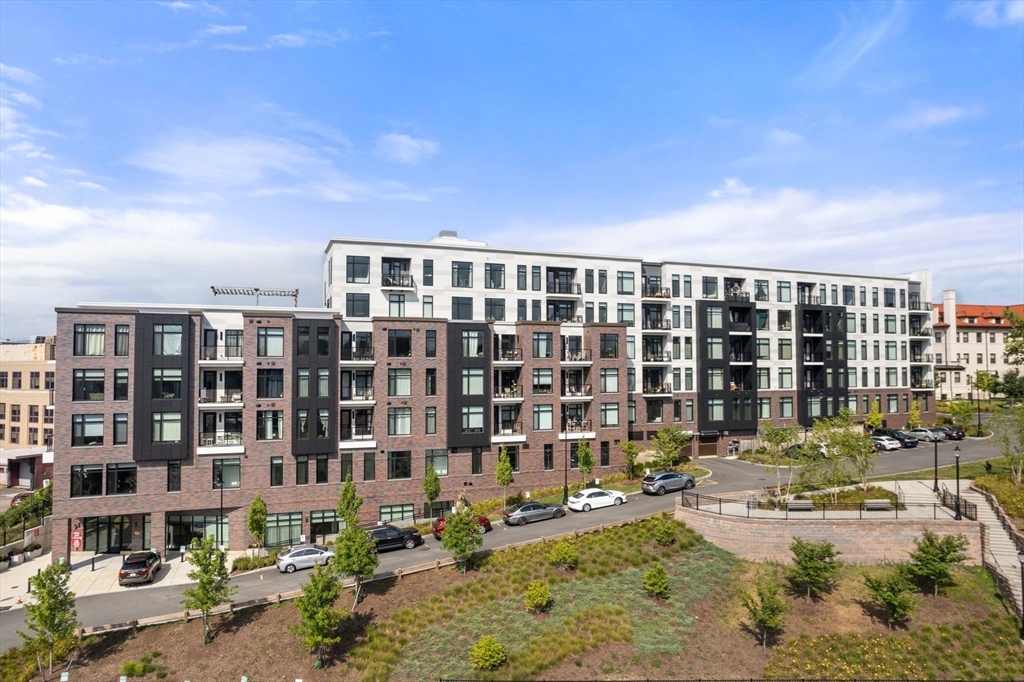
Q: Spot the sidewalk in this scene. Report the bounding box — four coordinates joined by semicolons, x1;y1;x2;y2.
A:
1;548;250;611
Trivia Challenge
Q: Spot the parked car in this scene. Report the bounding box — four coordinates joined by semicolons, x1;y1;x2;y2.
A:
871;429;918;448
567;488;627;512
275;544;334;573
9;492;31;507
870;440;887;452
870;436;902;451
431;515;492;539
503;502;565;526
907;427;946;442
118;551;162;586
368;524;422;551
935;426;964;440
641;471;696;495
784;443;828;459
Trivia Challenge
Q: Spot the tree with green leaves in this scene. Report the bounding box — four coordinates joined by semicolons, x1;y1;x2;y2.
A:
864;399;883;431
907;530;970;596
907;399;921;430
787;538;841;600
741;572;787;648
495;446;514;511
864;565;916;628
948;400;974;432
423;465;441;516
757;420;800;499
1004;307;1024;366
1000;368;1024;404
333;521;379;611
246;493;267;549
182;535;237;644
289;563;344;669
620;439;640;479
991;404;1024;485
798;414;855;503
440;506;483;573
575;438;594;488
18;561;80;676
336;474;362;522
830;408;879;492
975;370;999;400
649;425;693;468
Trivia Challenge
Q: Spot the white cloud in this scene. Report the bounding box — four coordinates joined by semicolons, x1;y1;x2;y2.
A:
74;181;107;190
736;128;813;166
214;29;348;51
21;176;48;187
374;133;440;165
708;178;753;199
707;115;741;129
155;1;225;14
949;0;1024;27
0;63;40;84
890;103;975;129
8;92;41;107
767;129;803;146
796;1;909;88
197;24;246;37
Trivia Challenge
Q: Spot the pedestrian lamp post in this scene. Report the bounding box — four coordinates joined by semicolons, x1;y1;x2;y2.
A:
562;426;569;506
954;445;961;521
215;466;224;548
932;437;940;493
975;374;983;436
1017;550;1024;641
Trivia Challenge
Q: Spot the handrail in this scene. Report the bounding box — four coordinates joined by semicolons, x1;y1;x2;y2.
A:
494;385;523;399
560;349;591;362
495;347;523;361
679;490;968;521
970;482;1024;554
561;384;592;397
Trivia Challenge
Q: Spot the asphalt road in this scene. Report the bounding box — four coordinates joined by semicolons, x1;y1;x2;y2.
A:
0;436;1000;651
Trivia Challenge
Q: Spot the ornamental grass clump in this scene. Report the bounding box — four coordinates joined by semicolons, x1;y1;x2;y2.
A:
654;521;676;547
523;580;552;612
549;539;579;571
469;635;506;671
643;563;669;599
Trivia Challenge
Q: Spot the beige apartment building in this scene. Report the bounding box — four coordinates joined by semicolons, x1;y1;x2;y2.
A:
0;336;56;489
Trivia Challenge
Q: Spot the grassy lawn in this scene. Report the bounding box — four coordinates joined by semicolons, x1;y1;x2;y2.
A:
871;457;1011;482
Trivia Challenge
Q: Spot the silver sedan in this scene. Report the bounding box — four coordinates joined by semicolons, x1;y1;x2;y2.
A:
275;544;334;573
503;502;565;526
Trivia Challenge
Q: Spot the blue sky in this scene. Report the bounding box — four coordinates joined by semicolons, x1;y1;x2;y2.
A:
1;0;1022;337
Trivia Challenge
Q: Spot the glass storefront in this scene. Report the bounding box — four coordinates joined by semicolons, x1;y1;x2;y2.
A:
266;512;302;548
82;515;135;554
166;514;227;550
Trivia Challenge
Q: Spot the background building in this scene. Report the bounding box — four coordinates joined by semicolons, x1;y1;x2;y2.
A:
0;337;56;489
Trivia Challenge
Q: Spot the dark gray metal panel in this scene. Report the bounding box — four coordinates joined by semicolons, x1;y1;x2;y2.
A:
796;304;849;426
446;321;492;448
696;300;759;433
133;313;193;461
292;318;338;455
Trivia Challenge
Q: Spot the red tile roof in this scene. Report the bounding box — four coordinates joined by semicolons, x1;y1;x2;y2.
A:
932;303;1024;329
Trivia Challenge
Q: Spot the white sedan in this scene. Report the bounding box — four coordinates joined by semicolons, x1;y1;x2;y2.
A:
567;488;627;512
870;436;902;451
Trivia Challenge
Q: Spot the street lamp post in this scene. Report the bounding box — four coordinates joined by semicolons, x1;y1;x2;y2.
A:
1017;550;1024;642
954;445;961;521
215;466;224;548
975;374;983;436
932;437;939;493
562;427;569;506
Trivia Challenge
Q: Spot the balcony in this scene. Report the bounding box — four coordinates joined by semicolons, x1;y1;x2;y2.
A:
340;348;375;363
494;347;523;363
494;420;523;436
198;432;244;455
728;322;751;333
801;325;824;335
562;418;592;433
803;379;825;390
797;293;822;306
548;313;584;323
199;388;243;404
729;381;753;391
729;351;753;363
912;379;935;389
642;351;673;363
562;384;593;399
381;274;415;289
340;389;375;403
642;318;672;331
494;385;523;400
725;291;751;303
199;344;244;363
546;282;581;296
910;354;933;364
911;328;932;337
642;384;673;396
340;426;374;442
803;352;824;363
560;349;592;363
642;285;671;299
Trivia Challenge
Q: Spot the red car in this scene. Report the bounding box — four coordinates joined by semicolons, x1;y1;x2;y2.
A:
9;492;32;507
431;515;492;539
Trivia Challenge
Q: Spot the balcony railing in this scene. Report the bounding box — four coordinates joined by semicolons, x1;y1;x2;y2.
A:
911;328;932;337
381;274;414;288
910;354;933;363
341;389;374;401
495;347;523;361
642;286;671;298
725;291;750;302
797;293;822;305
548;313;583;323
642;318;672;330
495;420;523;435
340;426;374;441
642;384;672;394
547;282;581;295
200;344;244;361
200;432;243;447
803;352;824;362
341;348;375;361
561;349;591;362
729;382;753;391
729;322;751;333
200;388;243;403
562;384;592;398
912;379;934;389
908;300;927;311
803;380;825;390
563;418;592;433
802;325;823;334
729;351;753;362
494;385;523;399
642;351;672;362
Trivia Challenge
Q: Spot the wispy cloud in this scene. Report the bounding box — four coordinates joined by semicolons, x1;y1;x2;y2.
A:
948;0;1024;27
796;1;909;89
197;24;246;37
215;29;349;51
22;176;48;187
374;133;439;165
736;128;814;166
74;181;107;190
708;178;753;200
155;1;225;15
889;103;978;129
707;115;741;129
0;63;40;84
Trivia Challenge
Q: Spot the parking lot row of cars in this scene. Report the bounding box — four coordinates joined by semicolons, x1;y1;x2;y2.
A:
870;426;965;451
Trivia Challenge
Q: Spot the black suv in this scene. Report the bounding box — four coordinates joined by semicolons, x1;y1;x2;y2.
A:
368;524;423;551
936;426;965;440
871;428;918;448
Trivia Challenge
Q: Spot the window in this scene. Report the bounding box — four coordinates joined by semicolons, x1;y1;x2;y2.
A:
153;324;183;356
452;297;473;320
756;338;770;360
598;269;608;294
707;367;724;390
257;411;284;440
472;447;484;475
380;504;414;523
113;413;128;445
887;368;898;387
153;412;182;442
421;368;436;396
297;327;310;355
777;281;791;303
601;403;619;427
423;259;434;286
387;368;411;396
872;287;879;306
74;324;105;356
684;337;693;359
485;298;505;321
106;463;137;495
843;286;855;306
886;341;898;361
685;399;694;422
255;327;283;357
884;288;896;307
10;405;19;422
484;263;505;289
586;269;595;293
752;279;768;302
708;398;724;421
462;368;484;395
71;464;103;497
598;302;607;323
885;315;897;334
73;369;105;401
778;310;792;331
702;276;718;299
346;293;370;317
673;400;682;422
315;368;329;398
706;306;723;328
425;406;437;434
167;461;181;492
533;266;542;291
600;333;619;359
115;325;130;356
758;397;771;419
755;310;768;331
389;294;405;317
543;443;554;470
297;409;309;438
600;368;619;393
72;414;103;446
28;405;39;423
385;450;412;480
363;452;376;481
11;372;21;390
757;367;770;389
426;449;448;476
316;454;329;484
707;338;723;360
296;455;309;485
388;407;412;435
388;329;412;357
1;372;8;389
517;265;527;290
452;261;473;287
617;271;635;295
778;339;793;360
419;294;432;318
779;367;793;389
533;368;553;394
257;369;283;399
680;305;690;329
462;406;484;433
533;404;553;430
346;255;370;283
462;330;485;357
780;397;794;419
533;332;553;358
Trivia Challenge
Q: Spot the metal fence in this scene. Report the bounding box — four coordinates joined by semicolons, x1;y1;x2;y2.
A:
938;484;978;521
679;490;962;521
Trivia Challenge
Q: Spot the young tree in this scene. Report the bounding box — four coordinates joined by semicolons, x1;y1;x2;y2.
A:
798;415;854;503
787;538;841;600
829;410;879;492
948;400;974;432
182;535;238;644
289;563;344;669
620;439;640;479
423;465;441;516
1004;307;1024;366
907;399;921;430
336;474;362;522
907;530;970;596
18;561;80;676
864;399;883;431
991;404;1024;485
864;566;916;628
246;493;267;549
440;506;483;573
576;438;594;488
757;420;800;499
741;572;787;648
333;522;378;611
495;446;514;511
975;371;999;401
649;425;693;468
1000;368;1024;404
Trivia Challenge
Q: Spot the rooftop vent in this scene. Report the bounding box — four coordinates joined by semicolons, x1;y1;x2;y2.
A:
438;230;458;238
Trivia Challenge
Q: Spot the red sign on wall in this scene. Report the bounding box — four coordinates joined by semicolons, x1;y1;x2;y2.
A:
71;517;83;552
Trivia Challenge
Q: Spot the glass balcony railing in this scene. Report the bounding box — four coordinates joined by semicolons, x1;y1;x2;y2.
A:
494;421;523;435
562;384;592;397
200;344;243;361
494;385;523;399
200;432;243;447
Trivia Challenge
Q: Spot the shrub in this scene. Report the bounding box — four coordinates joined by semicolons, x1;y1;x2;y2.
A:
523;580;552;612
549;539;579;570
469;635;506;671
654;522;676;547
643;563;669;598
865;565;917;628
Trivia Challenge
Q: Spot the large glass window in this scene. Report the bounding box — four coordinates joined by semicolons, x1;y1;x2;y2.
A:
706;306;723;328
72;414;103;446
257;327;284;356
484;263;505;289
462;368;485;395
257;411;284;440
702;276;718;299
380;504;415;523
73;369;105;401
388;451;412;479
346;293;370;317
533;404;553;430
115;325;130;356
388;330;412;357
533;332;553;358
425;449;448;476
388;368;411;396
708;398;724;421
707;367;724;390
452;297;473;320
778;339;793;360
452;261;473;287
151;368;182;400
71;464;103;497
266;512;302;548
462;406;484;433
777;281;791;303
754;280;769;301
600;403;619;427
462;330;485;357
706;338;723;360
533;368;553;394
74;324;105;356
600;368;618;393
257;369;283;399
389;294;405;317
346;255;370;283
617;271;635;295
388;407;412;435
779;367;793;389
153;412;182;442
106;463;137;495
600;334;619;359
617;303;635;325
153;324;183;356
485;298;505;321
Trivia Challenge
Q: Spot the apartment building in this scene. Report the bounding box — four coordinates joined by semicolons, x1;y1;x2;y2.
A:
932;290;1023;400
0;337;56;489
50;232;935;560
